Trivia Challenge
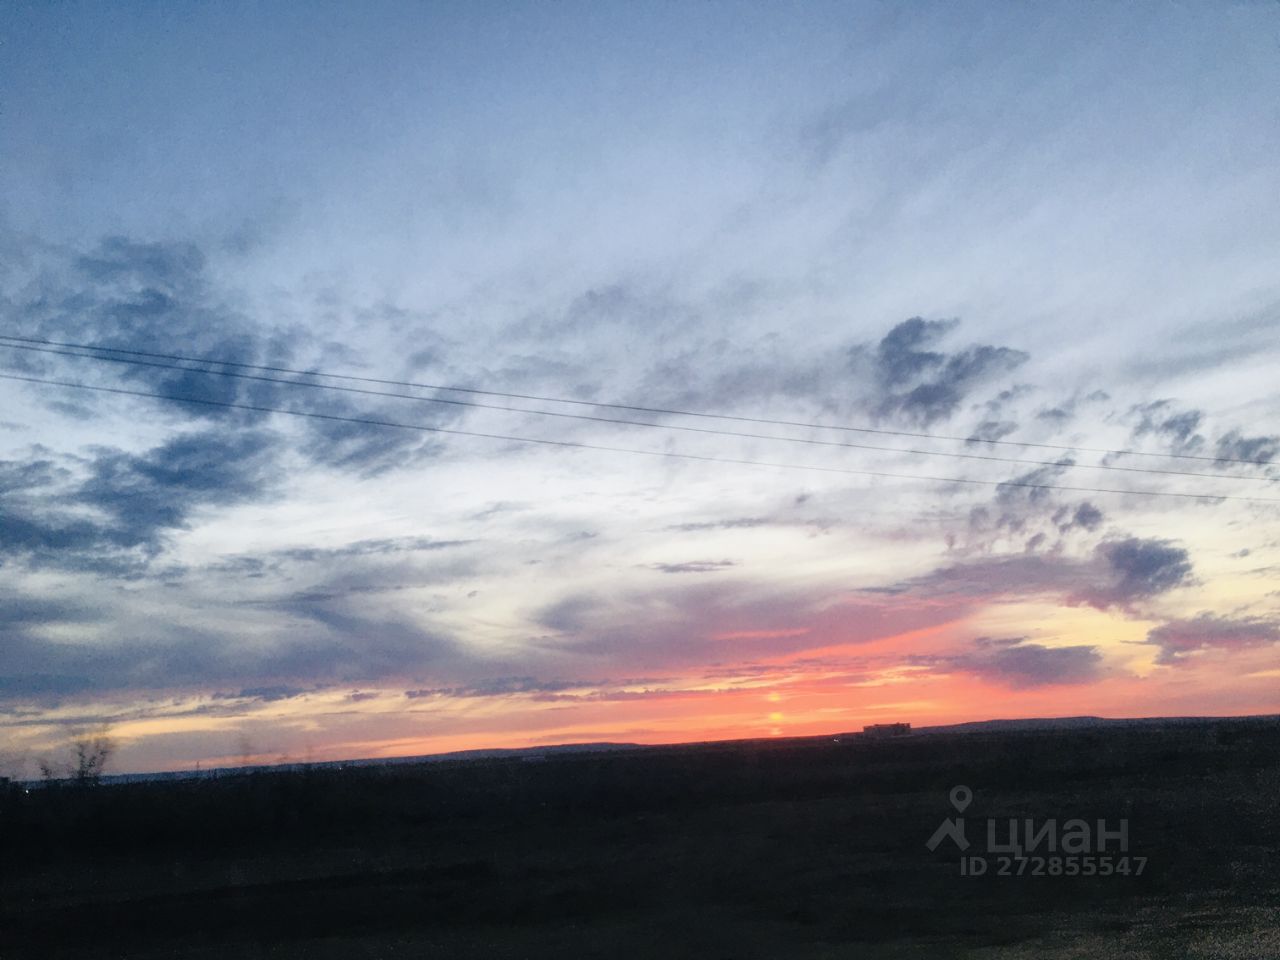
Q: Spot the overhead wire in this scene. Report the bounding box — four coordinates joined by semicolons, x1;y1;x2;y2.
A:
0;339;1273;483
2;370;1277;504
0;333;1270;466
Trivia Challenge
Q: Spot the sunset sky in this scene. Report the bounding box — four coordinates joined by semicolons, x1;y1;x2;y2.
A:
2;2;1278;776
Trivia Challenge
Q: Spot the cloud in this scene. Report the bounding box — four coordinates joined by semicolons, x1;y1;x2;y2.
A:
534;580;971;671
868;317;1029;425
185;536;474;586
966;419;1019;443
1056;502;1104;533
0;427;279;573
876;536;1193;612
3;235;457;476
1128;400;1205;456
293;396;449;477
0;674;98;697
1145;614;1280;665
1123;405;1276;470
406;677;595;699
0;593;97;630
648;560;737;574
959;460;1103;554
0;533;484;705
212;685;309;703
1036;406;1072;426
274;536;470;563
666;516;833;534
13;237;293;423
667;517;773;532
79;428;277;535
948;637;1104;688
1214;430;1278;466
1073;537;1194;610
0;601;458;702
874;317;958;388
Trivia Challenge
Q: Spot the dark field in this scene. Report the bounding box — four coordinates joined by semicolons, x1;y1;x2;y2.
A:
3;717;1278;958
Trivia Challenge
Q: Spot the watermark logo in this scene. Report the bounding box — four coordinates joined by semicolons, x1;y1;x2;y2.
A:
927;785;1147;878
926;784;972;851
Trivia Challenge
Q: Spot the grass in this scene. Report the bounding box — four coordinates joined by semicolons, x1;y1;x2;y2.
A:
2;717;1277;957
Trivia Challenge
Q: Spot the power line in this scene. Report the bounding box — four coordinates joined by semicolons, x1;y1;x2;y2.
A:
0;333;1268;466
1;339;1273;483
2;370;1277;504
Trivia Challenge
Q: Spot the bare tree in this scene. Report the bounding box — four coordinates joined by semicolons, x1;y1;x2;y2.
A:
73;734;114;785
38;731;116;785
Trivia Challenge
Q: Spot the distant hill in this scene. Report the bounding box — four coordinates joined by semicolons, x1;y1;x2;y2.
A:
85;741;644;786
47;715;1280;786
916;714;1280;734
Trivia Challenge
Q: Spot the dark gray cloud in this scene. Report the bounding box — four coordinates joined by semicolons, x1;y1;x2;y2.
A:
994;459;1074;506
666;516;834;534
874;317;958;388
0;456;71;494
0;530;486;703
0;427;278;573
1053;501;1104;533
648;560;737;574
1036;406;1072;426
1145;613;1280;665
959;461;1104;554
1118;403;1275;471
12;236;293;423
247;596;458;680
871;554;1073;599
0;593;97;630
212;685;310;703
868;317;1029;425
80;428;277;537
527;309;1037;441
876;536;1193;612
667;517;774;532
0;589;110;698
1128;400;1205;456
1074;537;1194;610
0;598;457;702
406;676;597;699
273;536;468;564
536;593;602;635
4;235;456;476
947;636;1104;688
1214;430;1278;466
191;536;472;585
966;419;1019;443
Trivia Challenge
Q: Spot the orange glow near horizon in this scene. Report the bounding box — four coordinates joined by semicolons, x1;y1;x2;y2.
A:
9;584;1279;777
62;635;1279;776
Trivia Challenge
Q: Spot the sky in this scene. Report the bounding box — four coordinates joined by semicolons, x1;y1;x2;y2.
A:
1;1;1278;776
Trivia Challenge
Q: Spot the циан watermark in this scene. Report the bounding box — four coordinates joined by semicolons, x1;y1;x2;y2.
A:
927;785;1146;878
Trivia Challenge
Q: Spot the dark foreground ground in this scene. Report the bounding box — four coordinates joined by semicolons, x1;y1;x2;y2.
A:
2;717;1278;958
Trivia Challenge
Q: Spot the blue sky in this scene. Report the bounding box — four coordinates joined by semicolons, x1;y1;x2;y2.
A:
2;2;1278;774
